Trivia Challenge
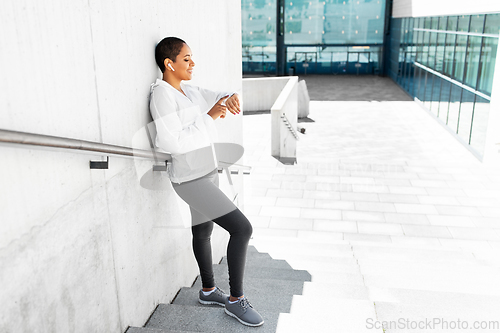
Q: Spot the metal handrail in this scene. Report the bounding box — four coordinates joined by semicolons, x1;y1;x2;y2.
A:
0;128;171;161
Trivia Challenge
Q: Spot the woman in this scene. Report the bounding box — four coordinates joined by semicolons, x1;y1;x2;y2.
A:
149;37;263;327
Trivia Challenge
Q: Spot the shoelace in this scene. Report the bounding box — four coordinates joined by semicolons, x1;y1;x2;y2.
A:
213;287;226;297
239;297;253;309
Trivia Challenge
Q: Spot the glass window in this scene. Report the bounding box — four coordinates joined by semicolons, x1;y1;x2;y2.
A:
470;96;490;156
404;52;413;90
453;35;468;80
435;32;446;72
424;73;434;110
469;14;485;34
415;25;424;63
287;46;317;75
410;64;419;98
424;17;432;29
464;36;482;89
457;90;475;144
421;31;430;66
484;13;500;35
402;18;409;45
284;0;386;45
412;66;419;99
408;53;416;95
458;15;470;32
408;17;415;48
431;16;439;30
430;76;442;117
438;16;447;31
417;69;427;101
447;16;458;31
439;80;452;122
243;46;277;73
428;31;437;69
478;37;498;96
242;0;277;73
447;85;462;131
443;31;456;76
330;48;348;74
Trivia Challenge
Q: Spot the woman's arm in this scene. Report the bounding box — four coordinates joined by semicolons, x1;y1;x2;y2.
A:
192;86;240;115
149;89;216;155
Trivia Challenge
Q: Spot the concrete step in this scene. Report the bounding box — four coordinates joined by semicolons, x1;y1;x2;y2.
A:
146;303;278;333
250;237;489;265
304;270;366;285
359;262;500;278
252;236;475;256
252;244;354;259
126;327;198;333
363;272;500;296
251;238;353;252
174;276;305;315
374;301;500;332
220;251;293;270
267;252;358;265
138;245;310;333
210;263;311;283
358;257;499;271
252;233;495;254
284;258;361;274
277;297;381;333
301;282;370;300
368;286;500;308
277;313;384;333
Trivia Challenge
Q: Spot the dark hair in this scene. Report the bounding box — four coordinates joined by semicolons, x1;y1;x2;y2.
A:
155;37;186;73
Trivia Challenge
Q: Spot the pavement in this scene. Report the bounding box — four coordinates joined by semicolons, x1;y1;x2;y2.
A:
242;75;500;332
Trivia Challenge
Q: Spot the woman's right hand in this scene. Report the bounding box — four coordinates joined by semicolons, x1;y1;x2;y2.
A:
208;96;229;120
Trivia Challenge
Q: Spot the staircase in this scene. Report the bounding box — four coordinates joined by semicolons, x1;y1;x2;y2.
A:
249;234;500;333
126;246;311;333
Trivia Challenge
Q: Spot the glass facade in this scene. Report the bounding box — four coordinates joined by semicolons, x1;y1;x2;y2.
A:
242;0;386;74
242;0;277;73
388;14;500;157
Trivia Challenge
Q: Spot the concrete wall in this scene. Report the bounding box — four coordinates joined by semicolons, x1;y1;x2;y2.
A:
393;0;500;18
271;77;298;162
242;77;290;112
0;1;242;332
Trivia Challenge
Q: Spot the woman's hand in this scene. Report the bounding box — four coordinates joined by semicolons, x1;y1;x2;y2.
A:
225;94;241;115
208;96;228;120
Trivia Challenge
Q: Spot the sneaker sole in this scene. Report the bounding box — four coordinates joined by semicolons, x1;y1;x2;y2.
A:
224;308;264;327
198;299;225;307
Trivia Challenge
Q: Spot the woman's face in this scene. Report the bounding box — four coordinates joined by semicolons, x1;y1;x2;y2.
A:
171;43;195;81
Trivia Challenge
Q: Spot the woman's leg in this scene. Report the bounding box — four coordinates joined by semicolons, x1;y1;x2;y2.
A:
211;208;252;297
172;170;252;297
190;210;215;290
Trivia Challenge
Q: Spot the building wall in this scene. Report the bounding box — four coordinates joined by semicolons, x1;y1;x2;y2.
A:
242;0;386;75
0;1;242;332
393;0;500;18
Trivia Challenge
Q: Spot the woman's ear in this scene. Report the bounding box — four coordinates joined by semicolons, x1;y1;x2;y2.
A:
164;59;175;71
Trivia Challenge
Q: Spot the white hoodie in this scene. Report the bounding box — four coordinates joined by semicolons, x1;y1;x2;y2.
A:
149;78;233;183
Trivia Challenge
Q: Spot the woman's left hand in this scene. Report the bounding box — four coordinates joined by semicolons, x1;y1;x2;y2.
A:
225;94;241;115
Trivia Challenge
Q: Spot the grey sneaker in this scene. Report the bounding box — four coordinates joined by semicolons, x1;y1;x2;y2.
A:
198;287;228;306
224;296;264;327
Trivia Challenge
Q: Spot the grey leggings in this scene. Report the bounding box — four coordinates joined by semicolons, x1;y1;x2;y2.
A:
172;169;253;297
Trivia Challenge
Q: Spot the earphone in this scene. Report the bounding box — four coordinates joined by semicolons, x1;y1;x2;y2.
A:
168;63;175;71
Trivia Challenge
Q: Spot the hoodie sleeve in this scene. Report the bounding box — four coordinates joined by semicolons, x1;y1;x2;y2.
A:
191;85;235;110
149;87;214;155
